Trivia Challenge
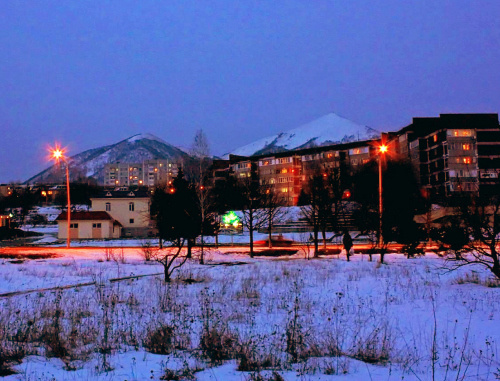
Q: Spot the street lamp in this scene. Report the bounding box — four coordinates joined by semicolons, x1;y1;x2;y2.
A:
49;144;71;248
378;143;388;246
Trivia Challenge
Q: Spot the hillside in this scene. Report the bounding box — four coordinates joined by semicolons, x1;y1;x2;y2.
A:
229;113;380;157
27;134;189;184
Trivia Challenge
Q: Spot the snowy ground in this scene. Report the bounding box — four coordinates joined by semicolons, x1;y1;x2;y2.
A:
0;247;499;380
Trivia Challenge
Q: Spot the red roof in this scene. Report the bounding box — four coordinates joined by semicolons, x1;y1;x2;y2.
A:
55;211;114;222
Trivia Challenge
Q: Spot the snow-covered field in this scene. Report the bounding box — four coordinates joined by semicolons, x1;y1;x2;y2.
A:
0;248;499;380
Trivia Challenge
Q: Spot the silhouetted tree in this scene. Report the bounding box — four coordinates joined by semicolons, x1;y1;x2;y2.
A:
352;159;422;262
0;187;37;226
446;191;500;279
195;183;218;264
235;164;265;258
298;173;331;257
261;185;287;248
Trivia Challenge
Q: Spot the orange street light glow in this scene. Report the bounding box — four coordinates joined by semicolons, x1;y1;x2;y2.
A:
48;143;67;162
379;144;388;154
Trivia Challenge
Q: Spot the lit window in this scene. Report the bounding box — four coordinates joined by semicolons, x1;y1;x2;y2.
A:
433;135;437;142
462;144;471;150
281;188;288;193
463;157;472;164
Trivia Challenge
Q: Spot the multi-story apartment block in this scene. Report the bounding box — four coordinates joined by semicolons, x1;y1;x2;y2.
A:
258;154;302;204
397;114;500;199
103;159;179;187
142;159;179;187
214;113;499;206
222;140;377;205
104;163;143;187
230;157;254;180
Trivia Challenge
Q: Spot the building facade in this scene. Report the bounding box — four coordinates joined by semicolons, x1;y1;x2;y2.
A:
90;190;153;237
397;114;500;199
103;159;179;187
223;140;376;206
218;113;500;205
56;211;122;239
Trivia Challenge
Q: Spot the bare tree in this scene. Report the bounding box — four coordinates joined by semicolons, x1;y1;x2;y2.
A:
191;129;210;159
448;193;500;279
150;175;198;280
236;164;266;257
195;184;218;265
261;185;287;248
190;129;218;264
298;173;332;257
151;239;188;282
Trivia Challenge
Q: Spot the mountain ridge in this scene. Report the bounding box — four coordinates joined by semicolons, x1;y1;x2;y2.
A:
227;113;380;157
26;134;189;184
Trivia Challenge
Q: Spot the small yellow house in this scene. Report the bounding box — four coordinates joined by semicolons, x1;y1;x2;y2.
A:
91;190;152;237
56;211;122;240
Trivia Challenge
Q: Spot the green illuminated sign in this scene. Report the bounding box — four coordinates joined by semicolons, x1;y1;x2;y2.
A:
222;211;241;227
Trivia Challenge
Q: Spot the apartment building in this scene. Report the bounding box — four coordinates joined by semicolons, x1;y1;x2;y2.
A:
223;140;376;205
215;113;500;206
103;159;179;187
258;154;302;204
397;114;500;199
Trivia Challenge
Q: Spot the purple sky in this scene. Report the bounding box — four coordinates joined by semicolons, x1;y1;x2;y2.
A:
1;1;500;183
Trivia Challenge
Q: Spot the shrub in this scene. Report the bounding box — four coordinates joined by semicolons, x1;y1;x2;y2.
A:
140;240;157;261
200;325;238;363
143;325;174;354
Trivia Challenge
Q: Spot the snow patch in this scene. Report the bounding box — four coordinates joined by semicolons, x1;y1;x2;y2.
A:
229;113;380;157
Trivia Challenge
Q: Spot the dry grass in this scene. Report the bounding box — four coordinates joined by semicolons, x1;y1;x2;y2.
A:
0;255;498;379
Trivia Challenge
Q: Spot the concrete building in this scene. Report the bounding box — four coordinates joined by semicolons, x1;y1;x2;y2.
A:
103;159;179;187
90;190;153;237
397;114;500;199
258;154;302;204
222;140;378;206
56;211;121;239
217;113;499;205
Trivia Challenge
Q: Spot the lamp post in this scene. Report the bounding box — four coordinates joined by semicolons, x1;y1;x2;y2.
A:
378;143;388;246
50;145;71;248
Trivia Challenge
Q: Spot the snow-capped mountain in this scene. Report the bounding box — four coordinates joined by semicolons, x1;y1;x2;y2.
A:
27;134;189;184
229;113;380;157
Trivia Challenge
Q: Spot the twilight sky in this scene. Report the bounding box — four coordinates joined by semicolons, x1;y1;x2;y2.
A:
1;1;500;183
